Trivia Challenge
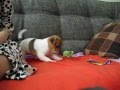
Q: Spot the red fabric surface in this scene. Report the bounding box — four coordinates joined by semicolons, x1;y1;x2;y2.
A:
1;55;120;90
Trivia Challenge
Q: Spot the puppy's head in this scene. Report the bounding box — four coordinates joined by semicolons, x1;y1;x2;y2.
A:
48;35;62;54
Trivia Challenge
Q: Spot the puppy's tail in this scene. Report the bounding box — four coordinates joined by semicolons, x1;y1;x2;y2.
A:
18;29;27;40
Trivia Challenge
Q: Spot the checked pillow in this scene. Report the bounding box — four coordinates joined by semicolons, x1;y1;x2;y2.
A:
84;22;120;59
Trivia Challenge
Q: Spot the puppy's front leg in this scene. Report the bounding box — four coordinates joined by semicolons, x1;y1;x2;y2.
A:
37;52;55;62
50;54;63;61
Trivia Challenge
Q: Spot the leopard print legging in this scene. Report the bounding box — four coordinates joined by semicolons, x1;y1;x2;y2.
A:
0;0;36;80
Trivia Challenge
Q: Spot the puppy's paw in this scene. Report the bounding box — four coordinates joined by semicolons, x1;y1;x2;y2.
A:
44;60;56;62
37;53;56;62
55;57;63;61
39;57;56;62
50;54;63;61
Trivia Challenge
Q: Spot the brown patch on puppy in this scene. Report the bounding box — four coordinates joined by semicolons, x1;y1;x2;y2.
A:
48;35;62;54
29;39;37;55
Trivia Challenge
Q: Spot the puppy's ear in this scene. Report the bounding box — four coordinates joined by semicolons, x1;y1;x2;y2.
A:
49;35;62;46
49;36;55;45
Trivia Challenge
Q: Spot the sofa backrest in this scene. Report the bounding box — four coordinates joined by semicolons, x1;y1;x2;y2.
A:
12;0;120;53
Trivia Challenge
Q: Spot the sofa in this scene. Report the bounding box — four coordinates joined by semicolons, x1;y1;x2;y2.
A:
1;0;120;90
12;0;120;53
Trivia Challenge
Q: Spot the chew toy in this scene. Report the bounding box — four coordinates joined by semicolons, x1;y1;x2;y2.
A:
63;51;74;58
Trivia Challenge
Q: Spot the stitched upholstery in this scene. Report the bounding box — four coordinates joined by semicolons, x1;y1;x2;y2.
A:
12;0;120;53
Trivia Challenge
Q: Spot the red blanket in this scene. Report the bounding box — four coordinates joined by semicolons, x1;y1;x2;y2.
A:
1;55;120;90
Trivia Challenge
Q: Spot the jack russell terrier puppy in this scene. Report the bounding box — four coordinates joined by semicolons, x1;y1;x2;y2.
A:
18;29;63;62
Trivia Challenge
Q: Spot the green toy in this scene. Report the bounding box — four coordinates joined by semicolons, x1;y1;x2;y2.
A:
63;51;74;58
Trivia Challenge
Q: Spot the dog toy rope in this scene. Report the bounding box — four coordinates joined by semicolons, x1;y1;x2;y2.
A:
87;59;111;66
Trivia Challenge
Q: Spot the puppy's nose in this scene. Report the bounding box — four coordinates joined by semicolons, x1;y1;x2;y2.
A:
55;51;59;54
52;51;56;54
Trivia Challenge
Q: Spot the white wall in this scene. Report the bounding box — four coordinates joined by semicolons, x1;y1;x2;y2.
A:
100;0;120;2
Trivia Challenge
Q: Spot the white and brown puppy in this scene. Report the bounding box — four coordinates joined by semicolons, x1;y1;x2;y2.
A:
18;29;63;62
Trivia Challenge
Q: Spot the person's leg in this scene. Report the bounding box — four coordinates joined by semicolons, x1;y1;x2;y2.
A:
0;55;13;80
0;0;14;80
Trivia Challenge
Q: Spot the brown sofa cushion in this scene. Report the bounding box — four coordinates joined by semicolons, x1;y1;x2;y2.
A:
84;22;120;59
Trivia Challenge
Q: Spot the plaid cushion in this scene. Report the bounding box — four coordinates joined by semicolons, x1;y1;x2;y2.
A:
84;22;120;59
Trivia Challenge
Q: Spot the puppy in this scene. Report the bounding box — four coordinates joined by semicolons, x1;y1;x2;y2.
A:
18;29;63;62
